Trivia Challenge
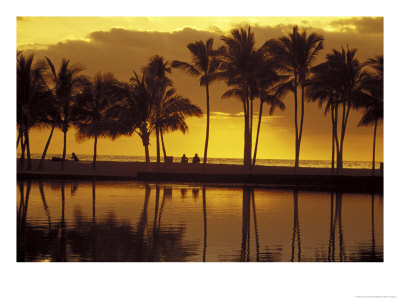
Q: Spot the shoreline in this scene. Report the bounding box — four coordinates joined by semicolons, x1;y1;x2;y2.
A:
17;159;383;193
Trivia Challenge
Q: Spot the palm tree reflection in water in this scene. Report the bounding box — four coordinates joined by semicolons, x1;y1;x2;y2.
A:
371;194;376;258
202;186;207;262
327;192;345;262
16;182;382;262
39;181;51;231
239;187;261;262
17;181;197;262
290;190;301;262
17;180;31;261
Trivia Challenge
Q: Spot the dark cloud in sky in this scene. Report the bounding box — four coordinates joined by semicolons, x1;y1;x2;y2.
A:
23;19;383;139
330;17;383;34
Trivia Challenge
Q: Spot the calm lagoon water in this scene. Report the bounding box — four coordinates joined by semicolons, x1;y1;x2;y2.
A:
17;180;383;262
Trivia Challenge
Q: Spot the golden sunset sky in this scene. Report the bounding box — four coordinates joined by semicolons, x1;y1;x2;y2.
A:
17;16;384;161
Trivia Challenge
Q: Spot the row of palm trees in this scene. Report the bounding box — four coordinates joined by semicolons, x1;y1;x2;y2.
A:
17;25;383;174
17;53;202;170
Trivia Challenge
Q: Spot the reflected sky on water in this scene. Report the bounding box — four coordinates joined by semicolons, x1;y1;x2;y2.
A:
17;180;383;262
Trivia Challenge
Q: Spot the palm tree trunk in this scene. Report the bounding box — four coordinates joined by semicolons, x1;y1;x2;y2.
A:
250;96;254;164
160;129;167;160
156;127;160;164
338;101;351;174
38;121;56;170
252;100;264;165
62;129;67;170
331;108;335;174
244;111;249;165
24;130;32;170
17;128;23;149
144;143;150;164
372;119;378;175
19;132;26;170
203;82;210;165
297;84;306;170
93;134;98;170
334;104;340;175
243;82;251;166
293;78;299;171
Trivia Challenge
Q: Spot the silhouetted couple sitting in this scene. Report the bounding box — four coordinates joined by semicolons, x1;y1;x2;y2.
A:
181;153;200;164
51;152;79;162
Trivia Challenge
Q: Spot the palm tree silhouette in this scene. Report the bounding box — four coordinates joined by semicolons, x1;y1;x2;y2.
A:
44;57;87;169
17;52;48;170
253;84;286;165
72;72;119;169
155;88;202;158
307;61;341;174
267;26;324;171
358;56;383;175
219;27;264;166
142;56;172;164
107;73;155;163
37;100;61;170
108;71;201;163
171;39;221;164
308;47;364;174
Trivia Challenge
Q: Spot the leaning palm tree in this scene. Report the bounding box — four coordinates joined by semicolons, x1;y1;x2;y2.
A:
252;89;286;165
17;52;49;170
267;26;324;171
358;56;383;175
252;64;288;165
37;94;61;170
72;72;119;169
171;39;221;164
106;73;154;163
108;71;201;164
45;57;87;169
156;88;202;158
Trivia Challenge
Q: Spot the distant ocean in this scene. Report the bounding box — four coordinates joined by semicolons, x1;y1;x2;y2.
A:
25;153;381;169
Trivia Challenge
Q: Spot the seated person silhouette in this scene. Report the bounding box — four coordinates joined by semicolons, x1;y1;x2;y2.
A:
71;152;79;162
181;154;188;163
192;153;200;164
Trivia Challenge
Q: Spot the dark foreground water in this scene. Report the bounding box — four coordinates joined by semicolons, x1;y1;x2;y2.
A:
17;180;383;262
